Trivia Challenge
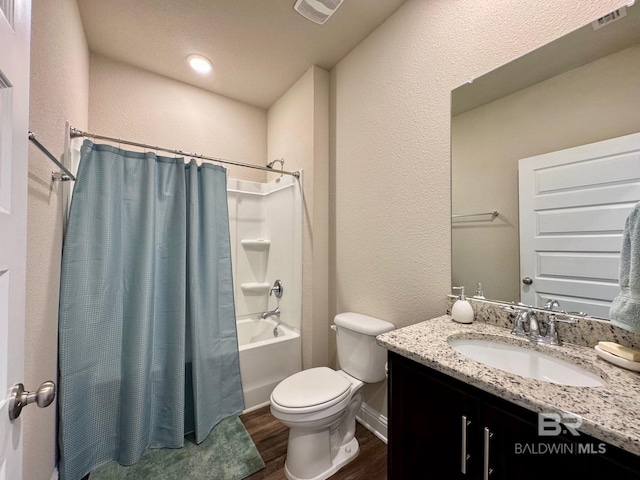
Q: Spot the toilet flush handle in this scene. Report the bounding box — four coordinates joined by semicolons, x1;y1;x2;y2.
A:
330;325;337;332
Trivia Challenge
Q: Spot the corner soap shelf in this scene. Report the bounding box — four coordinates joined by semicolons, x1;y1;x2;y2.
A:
241;239;271;250
239;239;270;295
240;282;271;295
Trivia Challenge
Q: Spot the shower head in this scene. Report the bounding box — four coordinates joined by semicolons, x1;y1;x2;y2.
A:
266;158;285;169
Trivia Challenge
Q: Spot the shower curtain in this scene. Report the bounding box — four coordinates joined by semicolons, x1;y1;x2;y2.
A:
58;140;244;480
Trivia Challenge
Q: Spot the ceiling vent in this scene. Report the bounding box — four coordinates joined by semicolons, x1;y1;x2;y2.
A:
294;0;344;25
592;6;627;31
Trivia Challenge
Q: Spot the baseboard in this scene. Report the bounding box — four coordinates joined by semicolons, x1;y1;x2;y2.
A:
50;468;58;480
356;402;388;444
242;400;271;414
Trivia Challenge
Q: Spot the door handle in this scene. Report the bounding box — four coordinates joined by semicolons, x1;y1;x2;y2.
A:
8;381;56;420
461;415;471;474
484;427;494;479
522;276;533;285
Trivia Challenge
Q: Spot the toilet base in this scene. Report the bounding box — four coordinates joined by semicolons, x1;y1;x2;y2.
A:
284;437;360;480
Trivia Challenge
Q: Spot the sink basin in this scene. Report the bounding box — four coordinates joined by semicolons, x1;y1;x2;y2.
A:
448;338;604;387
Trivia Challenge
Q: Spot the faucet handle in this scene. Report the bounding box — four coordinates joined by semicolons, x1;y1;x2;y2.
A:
541;314;575;346
510;309;529;337
270;279;284;298
542;314;562;345
544;299;560;311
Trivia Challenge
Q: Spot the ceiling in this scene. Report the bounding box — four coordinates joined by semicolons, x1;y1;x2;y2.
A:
452;4;640;116
77;0;408;109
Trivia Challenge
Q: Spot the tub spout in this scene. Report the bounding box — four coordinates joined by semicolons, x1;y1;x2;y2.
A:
261;308;280;320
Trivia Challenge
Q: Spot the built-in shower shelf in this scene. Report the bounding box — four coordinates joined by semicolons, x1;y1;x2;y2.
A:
240;282;271;295
241;239;271;250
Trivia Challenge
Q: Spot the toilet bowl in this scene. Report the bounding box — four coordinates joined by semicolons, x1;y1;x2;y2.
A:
270;312;394;480
271;368;364;480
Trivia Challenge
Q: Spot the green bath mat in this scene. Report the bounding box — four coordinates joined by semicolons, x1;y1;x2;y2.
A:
90;416;265;480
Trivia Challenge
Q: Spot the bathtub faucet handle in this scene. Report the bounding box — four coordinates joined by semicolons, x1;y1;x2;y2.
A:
270;279;284;298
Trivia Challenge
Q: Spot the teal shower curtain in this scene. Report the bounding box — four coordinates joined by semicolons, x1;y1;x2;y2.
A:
58;141;244;480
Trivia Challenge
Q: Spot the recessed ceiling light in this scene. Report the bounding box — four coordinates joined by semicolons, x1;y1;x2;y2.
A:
187;54;212;74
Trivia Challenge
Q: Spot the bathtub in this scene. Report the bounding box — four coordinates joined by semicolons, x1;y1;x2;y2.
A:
237;317;301;412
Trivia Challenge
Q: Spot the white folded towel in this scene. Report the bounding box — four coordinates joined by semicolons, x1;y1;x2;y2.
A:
610;202;640;333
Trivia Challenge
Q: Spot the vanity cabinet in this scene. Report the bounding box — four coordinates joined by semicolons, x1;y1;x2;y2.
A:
388;352;640;480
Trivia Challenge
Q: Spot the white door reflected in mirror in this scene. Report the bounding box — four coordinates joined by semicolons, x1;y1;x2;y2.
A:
518;132;640;319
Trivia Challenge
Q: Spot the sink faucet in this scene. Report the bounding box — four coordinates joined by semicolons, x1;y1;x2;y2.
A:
503;301;577;345
261;307;280;320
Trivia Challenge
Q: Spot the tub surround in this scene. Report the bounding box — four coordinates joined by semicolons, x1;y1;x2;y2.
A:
377;314;640;456
228;175;302;328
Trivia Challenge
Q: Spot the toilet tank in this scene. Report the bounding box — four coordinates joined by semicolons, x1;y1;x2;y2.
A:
334;312;395;383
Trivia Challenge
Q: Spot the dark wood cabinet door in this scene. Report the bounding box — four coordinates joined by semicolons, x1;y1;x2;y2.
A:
482;402;578;480
389;353;480;480
483;401;640;480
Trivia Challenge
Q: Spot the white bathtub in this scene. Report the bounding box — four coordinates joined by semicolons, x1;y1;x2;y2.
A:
237;317;301;412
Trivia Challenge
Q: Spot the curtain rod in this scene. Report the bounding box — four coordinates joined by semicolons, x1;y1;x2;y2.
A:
69;127;300;179
28;132;76;181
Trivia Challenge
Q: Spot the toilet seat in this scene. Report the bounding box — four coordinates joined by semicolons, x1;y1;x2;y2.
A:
271;367;352;414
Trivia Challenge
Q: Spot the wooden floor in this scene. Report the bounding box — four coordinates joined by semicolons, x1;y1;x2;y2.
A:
241;406;388;480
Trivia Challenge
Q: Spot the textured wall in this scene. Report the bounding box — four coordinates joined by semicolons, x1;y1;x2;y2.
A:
452;43;640;304
89;54;268;183
26;1;90;479
330;0;626;415
267;66;330;368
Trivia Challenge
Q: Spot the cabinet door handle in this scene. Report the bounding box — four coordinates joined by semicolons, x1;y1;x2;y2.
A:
461;415;471;474
483;427;494;479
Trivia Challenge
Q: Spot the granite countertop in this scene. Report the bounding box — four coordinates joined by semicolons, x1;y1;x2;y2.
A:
376;315;640;456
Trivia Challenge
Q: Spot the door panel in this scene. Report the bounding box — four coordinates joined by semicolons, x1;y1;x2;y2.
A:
389;354;480;480
519;132;640;317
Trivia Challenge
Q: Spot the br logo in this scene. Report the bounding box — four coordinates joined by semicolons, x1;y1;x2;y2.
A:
538;412;582;436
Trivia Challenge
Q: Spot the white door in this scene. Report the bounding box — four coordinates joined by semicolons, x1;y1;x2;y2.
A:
519;132;640;318
0;1;31;479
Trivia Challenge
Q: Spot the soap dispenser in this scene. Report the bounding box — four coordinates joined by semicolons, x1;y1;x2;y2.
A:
451;286;474;324
473;282;485;299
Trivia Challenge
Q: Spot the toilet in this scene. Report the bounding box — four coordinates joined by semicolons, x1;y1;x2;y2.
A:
270;312;394;480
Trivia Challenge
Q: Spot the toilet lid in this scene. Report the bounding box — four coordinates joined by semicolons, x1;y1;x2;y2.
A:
271;367;351;409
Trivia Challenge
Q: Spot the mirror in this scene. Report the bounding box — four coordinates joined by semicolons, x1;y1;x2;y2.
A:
451;5;640;319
